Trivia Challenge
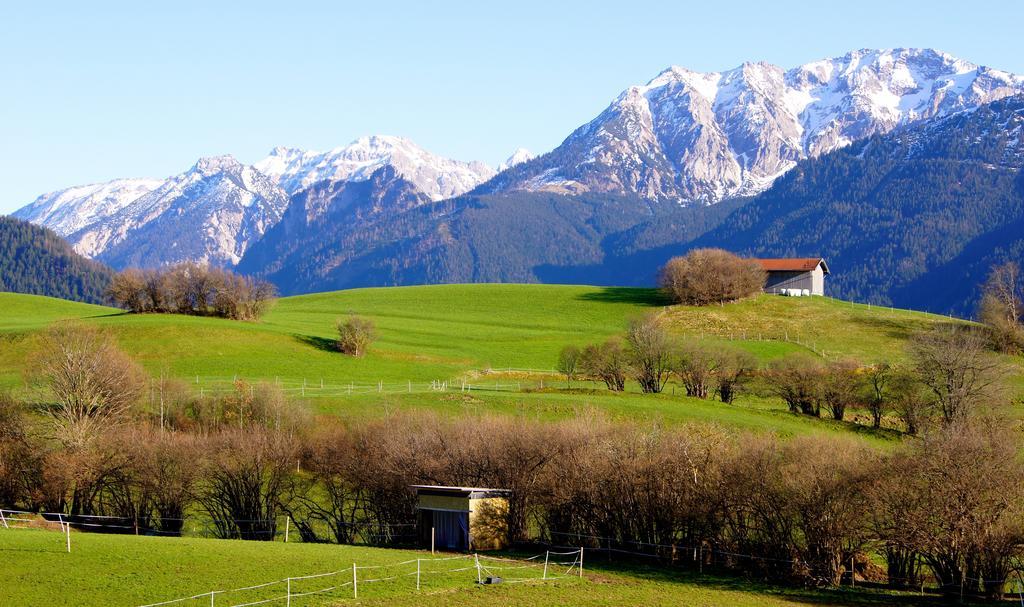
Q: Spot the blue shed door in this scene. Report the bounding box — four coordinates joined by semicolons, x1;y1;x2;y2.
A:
433;510;469;551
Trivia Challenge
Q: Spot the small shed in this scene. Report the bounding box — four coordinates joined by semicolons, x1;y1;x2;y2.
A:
756;258;830;296
411;485;511;552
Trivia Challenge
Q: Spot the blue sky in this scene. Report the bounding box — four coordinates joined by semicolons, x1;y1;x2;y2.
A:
2;0;1023;213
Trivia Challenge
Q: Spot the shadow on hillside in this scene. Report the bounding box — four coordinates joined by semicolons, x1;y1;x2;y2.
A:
294;334;337;353
575;287;672;307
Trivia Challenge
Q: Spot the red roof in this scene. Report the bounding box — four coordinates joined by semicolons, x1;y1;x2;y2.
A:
755;258;829;274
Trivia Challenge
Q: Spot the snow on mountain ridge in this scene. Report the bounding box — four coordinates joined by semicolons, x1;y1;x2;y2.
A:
254;135;496;200
11;178;163;237
68;154;290;267
490;48;1024;203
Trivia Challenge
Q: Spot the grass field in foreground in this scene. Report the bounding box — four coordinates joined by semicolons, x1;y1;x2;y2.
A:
0;528;938;607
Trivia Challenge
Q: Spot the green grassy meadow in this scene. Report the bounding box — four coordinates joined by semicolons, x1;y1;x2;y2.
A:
0;528;940;607
1;284;1015;440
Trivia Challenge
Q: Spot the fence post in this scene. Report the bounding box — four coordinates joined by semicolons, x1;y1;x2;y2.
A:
286;578;291;607
416;558;421;590
353;562;358;599
210;591;215;607
475;553;482;584
579;547;584;577
0;508;7;529
543;550;549;579
284;516;290;543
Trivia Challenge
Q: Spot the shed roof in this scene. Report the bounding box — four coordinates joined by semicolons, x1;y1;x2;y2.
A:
755;258;829;274
411;485;511;499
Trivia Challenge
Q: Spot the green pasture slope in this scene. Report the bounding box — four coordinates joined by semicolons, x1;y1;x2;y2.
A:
0;529;934;607
0;284;1014;439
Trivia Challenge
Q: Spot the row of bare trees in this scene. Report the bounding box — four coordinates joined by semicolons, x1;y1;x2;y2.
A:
560;316;1007;434
5;389;1022;599
764;328;1007;433
108;263;275;320
560;315;757;398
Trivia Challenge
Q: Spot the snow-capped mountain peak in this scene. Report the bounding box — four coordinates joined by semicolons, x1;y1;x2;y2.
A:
254;136;496;200
11;178;163;237
64;156;290;268
484;48;1024;203
498;148;535;171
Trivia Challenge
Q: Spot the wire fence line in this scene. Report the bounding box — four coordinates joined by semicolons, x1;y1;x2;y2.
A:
174;376;529;398
0;509;417;545
135;549;584;607
547;530;1024;596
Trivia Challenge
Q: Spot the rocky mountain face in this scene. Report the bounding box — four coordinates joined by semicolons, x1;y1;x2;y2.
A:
481;48;1024;203
69;155;291;268
12;178;163;237
253;135;496;200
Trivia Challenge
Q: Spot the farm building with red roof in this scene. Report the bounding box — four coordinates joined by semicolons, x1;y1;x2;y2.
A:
755;258;830;296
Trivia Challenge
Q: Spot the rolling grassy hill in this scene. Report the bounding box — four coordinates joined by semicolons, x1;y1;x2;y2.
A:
1;284;1012;440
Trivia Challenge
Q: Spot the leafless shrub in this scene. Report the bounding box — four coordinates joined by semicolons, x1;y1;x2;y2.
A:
820;360;864;421
659;248;766;306
337;314;376;357
579;338;629;391
909;327;1006;426
863;362;892;429
26;323;146;447
556;345;582;388
197;428;297;540
626;314;674;393
765;354;824;416
713;347;757;404
674;342;719;398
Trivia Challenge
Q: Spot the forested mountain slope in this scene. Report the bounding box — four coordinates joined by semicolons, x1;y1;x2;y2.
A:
0;215;114;304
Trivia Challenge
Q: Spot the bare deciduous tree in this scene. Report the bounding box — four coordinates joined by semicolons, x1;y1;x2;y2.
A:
659;249;767;306
198;428;297;541
979;261;1024;354
106;269;148;312
820;360;863;421
909;327;1005;426
556;345;582;388
766;354;824;416
626;314;674;393
27;323;146;446
579;339;629;391
863;362;892;429
715;347;757;404
674;342;719;398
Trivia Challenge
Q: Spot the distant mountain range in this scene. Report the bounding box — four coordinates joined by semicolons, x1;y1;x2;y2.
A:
481;48;1024;202
7;48;1024;315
